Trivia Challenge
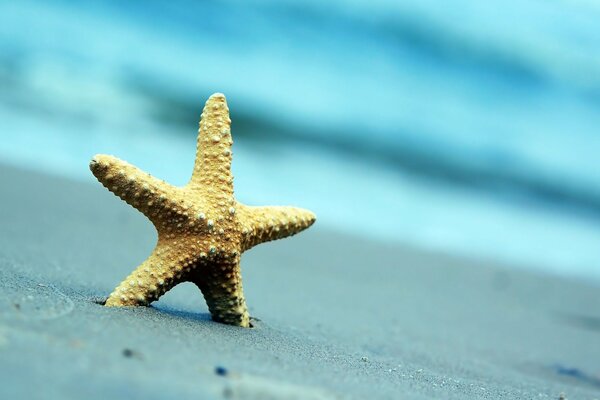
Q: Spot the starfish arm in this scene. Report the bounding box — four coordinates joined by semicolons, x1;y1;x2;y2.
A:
105;241;198;306
188;93;234;198
90;154;188;226
190;257;250;327
238;205;316;251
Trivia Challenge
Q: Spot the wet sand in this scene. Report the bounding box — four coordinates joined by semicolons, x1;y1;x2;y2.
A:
0;165;598;399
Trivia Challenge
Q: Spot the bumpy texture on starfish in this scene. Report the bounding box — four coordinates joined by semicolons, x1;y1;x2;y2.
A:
90;93;315;327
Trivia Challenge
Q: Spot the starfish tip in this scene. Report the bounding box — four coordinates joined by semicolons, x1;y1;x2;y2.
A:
90;153;119;170
208;92;226;101
300;209;317;225
90;154;107;171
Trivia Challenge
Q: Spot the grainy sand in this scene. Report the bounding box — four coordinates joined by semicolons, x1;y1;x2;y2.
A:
0;165;598;399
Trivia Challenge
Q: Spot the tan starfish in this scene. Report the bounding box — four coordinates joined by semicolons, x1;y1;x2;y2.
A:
90;93;315;327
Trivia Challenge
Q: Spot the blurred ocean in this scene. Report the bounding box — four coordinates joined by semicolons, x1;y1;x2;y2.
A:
1;0;599;280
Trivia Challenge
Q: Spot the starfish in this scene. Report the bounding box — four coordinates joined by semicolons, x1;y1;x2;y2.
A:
90;93;315;327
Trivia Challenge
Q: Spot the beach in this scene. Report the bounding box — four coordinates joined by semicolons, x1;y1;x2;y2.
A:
0;164;598;399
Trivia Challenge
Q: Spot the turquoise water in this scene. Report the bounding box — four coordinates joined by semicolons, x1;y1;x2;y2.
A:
1;0;599;280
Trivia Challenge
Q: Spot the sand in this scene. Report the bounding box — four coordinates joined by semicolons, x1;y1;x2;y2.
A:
0;164;598;399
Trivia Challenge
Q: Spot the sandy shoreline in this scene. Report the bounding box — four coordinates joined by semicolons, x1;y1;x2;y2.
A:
0;164;598;399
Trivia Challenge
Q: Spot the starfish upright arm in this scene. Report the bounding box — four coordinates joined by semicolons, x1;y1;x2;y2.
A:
188;93;234;200
238;205;316;251
90;154;188;227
